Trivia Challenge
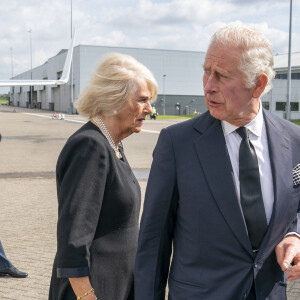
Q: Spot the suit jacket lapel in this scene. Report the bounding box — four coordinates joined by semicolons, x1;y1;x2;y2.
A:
259;110;293;257
193;114;252;254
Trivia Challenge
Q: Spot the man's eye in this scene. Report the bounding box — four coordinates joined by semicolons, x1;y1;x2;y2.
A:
216;73;226;79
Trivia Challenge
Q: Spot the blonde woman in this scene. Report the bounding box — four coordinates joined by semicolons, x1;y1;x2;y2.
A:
49;53;157;300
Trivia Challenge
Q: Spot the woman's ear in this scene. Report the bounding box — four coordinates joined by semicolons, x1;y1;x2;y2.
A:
253;74;268;98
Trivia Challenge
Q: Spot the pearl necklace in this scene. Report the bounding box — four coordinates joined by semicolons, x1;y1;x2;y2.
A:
92;116;122;159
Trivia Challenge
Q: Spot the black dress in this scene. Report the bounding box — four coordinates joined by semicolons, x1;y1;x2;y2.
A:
49;122;141;300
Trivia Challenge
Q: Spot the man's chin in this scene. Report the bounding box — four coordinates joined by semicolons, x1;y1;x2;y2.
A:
208;108;224;121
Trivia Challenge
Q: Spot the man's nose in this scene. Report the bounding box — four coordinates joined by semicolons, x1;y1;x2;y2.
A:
204;73;217;94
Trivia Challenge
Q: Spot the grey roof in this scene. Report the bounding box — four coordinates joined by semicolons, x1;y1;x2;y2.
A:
273;52;300;71
55;49;67;56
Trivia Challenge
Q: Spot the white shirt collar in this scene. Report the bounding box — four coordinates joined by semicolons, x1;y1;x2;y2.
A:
221;102;263;137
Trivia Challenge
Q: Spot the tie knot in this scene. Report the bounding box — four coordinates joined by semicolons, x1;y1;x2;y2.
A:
236;126;248;140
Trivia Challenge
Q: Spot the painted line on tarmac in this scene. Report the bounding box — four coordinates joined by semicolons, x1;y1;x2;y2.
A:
65;119;86;124
141;129;160;134
23;112;160;133
23;112;87;124
23;112;52;119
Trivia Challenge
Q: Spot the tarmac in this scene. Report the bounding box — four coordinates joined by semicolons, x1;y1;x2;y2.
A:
0;105;300;299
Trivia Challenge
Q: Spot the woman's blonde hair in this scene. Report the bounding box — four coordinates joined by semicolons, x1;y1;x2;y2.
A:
75;53;157;118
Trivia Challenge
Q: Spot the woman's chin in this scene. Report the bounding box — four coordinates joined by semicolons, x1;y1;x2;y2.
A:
133;126;142;133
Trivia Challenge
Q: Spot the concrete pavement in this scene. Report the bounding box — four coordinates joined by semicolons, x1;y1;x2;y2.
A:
0;105;300;299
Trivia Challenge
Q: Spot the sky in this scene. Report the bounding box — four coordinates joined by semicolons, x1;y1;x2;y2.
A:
0;0;300;94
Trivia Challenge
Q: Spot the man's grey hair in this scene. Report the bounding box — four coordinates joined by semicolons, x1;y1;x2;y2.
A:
209;22;275;94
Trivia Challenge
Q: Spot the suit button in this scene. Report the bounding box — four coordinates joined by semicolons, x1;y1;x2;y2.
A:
243;293;247;299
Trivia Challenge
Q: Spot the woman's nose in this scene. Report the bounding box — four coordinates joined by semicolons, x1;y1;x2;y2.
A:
145;102;152;114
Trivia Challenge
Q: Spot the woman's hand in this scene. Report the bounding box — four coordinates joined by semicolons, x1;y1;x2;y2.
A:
69;277;97;299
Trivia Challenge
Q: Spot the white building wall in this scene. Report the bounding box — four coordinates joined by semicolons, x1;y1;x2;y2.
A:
262;79;300;120
78;45;205;97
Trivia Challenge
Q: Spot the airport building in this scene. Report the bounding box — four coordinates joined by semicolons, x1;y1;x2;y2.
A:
9;45;300;120
9;45;206;116
261;53;300;120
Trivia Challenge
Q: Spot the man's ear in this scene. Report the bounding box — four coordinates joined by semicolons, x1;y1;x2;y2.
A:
253;74;268;98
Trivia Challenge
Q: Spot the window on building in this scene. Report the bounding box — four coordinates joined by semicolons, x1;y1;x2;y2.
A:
262;102;269;110
276;102;285;111
275;73;287;79
275;73;300;80
291;73;300;80
276;102;299;111
291;102;299;111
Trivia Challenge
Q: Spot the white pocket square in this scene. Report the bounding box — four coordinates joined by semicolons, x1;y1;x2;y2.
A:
293;164;300;186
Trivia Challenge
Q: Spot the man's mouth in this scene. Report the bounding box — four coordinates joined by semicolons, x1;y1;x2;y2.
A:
208;100;222;107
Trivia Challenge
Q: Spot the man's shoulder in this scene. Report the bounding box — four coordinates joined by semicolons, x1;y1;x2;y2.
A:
263;109;300;136
165;111;214;135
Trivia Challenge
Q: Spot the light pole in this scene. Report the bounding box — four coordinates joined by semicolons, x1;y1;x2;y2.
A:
163;74;166;115
28;29;33;108
68;0;74;114
71;0;73;38
285;0;293;120
10;47;13;78
10;47;14;106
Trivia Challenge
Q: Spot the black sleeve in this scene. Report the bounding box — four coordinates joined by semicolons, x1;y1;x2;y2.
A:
56;134;108;278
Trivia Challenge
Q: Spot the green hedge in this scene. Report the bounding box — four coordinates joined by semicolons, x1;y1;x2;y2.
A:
0;96;9;105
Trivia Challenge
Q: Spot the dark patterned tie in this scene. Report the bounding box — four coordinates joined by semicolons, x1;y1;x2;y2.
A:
236;127;268;251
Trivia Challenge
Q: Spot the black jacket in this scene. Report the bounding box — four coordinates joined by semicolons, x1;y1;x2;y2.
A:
49;122;140;300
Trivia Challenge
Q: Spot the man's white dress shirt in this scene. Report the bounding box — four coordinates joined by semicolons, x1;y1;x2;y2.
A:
221;103;274;224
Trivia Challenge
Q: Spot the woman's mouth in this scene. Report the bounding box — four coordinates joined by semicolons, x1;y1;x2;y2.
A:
136;119;145;125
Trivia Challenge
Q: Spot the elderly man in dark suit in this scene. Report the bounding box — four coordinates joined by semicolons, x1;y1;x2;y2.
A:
135;23;300;300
